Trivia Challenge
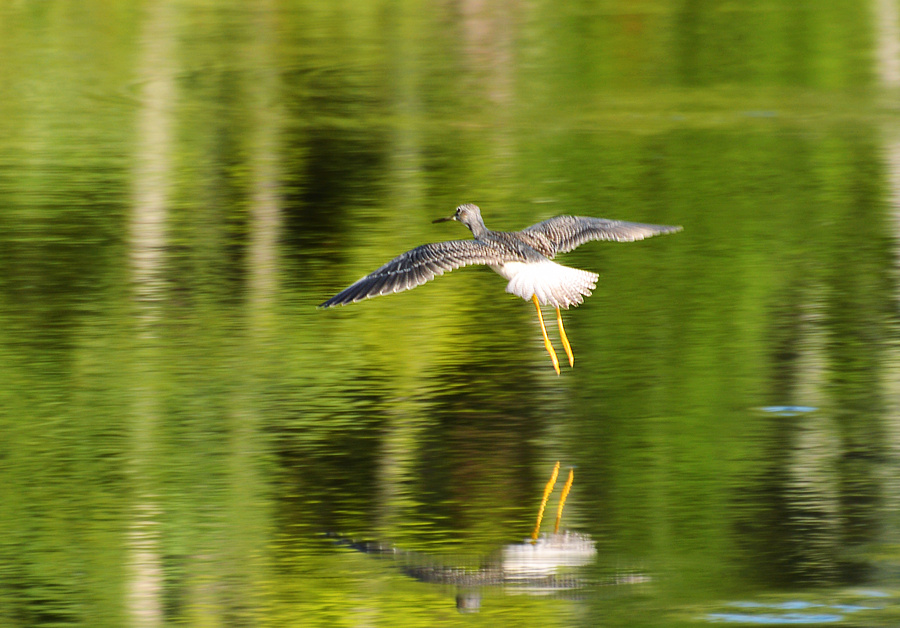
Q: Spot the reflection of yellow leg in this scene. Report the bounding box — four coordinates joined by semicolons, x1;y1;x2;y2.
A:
554;468;574;533
556;308;574;367
532;461;560;541
533;295;560;375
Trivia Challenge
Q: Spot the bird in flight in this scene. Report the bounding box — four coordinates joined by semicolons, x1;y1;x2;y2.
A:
320;204;681;374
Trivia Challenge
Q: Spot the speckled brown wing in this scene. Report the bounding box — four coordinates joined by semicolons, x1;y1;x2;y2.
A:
523;215;682;256
319;239;515;307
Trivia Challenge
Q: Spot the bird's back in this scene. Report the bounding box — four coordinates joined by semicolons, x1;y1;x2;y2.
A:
476;228;558;261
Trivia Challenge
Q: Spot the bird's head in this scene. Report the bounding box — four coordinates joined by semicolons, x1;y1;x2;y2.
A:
433;203;485;235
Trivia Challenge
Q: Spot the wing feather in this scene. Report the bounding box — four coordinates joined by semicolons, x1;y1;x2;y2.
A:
524;215;682;255
319;239;511;307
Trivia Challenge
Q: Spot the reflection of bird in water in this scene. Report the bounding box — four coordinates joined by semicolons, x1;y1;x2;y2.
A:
331;532;647;613
327;464;648;613
333;530;597;587
320;204;682;374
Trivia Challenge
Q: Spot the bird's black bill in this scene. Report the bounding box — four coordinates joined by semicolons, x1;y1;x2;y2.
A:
432;215;456;223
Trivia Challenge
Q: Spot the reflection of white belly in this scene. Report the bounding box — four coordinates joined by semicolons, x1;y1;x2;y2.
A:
491;261;598;309
502;532;597;578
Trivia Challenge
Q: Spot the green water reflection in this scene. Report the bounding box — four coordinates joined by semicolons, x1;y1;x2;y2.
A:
1;0;899;626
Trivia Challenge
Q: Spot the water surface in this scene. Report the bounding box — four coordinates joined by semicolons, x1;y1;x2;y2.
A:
1;1;899;626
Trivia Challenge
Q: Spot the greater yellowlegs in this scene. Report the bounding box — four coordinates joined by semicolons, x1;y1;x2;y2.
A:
320;203;681;373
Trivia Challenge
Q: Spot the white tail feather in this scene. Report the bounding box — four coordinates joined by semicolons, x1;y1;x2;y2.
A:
497;260;598;309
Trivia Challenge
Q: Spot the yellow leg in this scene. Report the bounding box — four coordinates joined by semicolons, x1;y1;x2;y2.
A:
554;468;574;534
532;461;560;541
532;295;560;375
556;307;574;367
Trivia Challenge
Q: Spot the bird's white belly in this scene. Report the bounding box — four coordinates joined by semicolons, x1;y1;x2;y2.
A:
490;262;528;281
492;261;599;309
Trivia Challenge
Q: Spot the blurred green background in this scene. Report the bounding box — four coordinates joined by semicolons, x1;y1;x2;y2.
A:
1;0;899;625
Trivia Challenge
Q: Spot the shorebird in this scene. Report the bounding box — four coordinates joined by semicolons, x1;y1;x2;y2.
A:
319;203;681;374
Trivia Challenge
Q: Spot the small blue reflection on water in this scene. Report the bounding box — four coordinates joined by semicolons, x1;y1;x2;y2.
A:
758;406;818;416
705;598;873;624
855;589;890;597
830;604;869;611
707;612;843;624
730;601;818;610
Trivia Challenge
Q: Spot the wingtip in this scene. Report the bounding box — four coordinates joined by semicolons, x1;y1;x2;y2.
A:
318;293;368;309
657;224;683;236
318;297;344;309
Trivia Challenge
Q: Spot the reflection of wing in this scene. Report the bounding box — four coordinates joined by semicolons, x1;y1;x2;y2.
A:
328;530;645;614
319;239;511;307
524;215;682;255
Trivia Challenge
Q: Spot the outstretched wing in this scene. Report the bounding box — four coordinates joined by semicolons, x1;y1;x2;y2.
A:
524;215;682;255
319;239;511;307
